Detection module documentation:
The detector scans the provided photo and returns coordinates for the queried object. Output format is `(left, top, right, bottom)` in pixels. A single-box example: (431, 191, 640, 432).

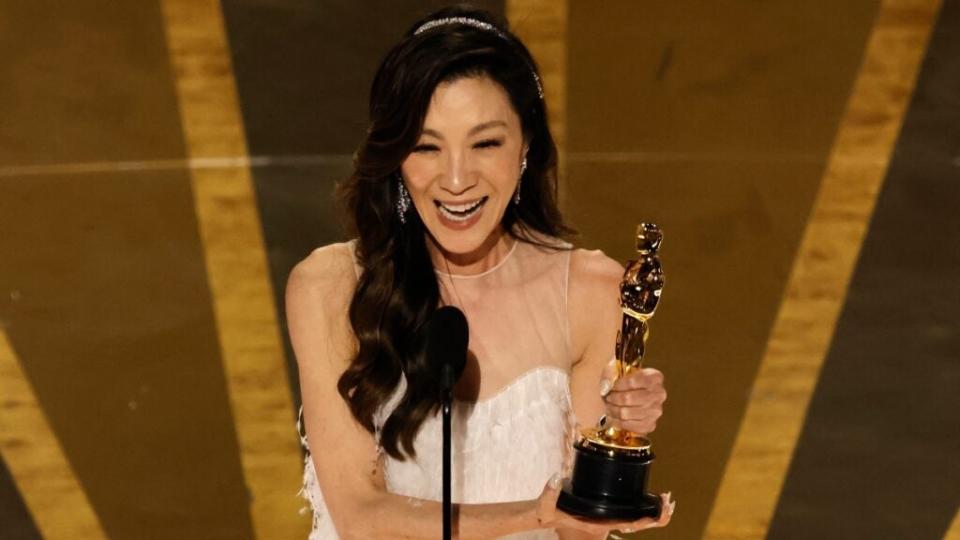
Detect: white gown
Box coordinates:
(298, 235, 582, 539)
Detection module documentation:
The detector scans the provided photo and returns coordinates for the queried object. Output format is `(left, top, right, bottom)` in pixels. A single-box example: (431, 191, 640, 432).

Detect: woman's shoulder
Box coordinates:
(286, 240, 360, 308)
(567, 247, 625, 361)
(515, 228, 623, 292)
(569, 246, 624, 291)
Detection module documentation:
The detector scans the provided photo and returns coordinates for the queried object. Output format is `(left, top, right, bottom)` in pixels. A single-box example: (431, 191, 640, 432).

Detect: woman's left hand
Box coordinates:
(599, 359, 667, 435)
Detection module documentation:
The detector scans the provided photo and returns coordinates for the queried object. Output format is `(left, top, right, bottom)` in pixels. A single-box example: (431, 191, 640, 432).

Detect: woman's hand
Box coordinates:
(536, 475, 674, 535)
(599, 360, 667, 435)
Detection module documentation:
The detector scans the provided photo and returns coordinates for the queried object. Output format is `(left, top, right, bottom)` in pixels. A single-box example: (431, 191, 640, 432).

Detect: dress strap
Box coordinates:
(345, 239, 362, 281)
(296, 404, 310, 452)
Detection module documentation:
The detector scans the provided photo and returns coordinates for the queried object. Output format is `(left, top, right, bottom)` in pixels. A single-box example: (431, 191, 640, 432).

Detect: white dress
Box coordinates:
(298, 235, 581, 539)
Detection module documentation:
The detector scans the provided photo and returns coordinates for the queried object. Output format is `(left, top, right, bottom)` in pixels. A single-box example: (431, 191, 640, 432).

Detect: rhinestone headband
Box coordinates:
(413, 16, 545, 99)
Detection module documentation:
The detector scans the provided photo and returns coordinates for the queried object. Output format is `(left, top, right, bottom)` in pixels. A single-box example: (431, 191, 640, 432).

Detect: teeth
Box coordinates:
(438, 197, 486, 221)
(439, 199, 484, 213)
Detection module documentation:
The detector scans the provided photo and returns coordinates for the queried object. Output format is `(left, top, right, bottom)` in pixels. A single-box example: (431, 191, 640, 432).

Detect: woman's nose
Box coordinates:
(439, 153, 477, 195)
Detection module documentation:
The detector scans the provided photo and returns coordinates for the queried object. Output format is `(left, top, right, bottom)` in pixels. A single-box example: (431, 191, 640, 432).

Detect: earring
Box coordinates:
(396, 173, 411, 224)
(514, 157, 527, 205)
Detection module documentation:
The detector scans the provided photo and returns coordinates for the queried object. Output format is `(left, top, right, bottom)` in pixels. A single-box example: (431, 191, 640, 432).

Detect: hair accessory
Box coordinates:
(396, 173, 411, 224)
(413, 16, 545, 99)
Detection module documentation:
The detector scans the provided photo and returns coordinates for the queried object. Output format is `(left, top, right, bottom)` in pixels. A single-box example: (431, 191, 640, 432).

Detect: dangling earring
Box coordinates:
(514, 156, 527, 205)
(396, 173, 411, 224)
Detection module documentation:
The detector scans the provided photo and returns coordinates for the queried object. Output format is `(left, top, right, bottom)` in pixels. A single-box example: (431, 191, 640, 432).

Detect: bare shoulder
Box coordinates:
(568, 248, 624, 362)
(569, 248, 624, 293)
(288, 241, 358, 292)
(286, 242, 359, 310)
(285, 241, 359, 368)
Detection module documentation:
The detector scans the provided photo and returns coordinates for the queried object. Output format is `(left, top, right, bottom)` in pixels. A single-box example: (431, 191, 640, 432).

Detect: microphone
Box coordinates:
(424, 305, 468, 540)
(425, 305, 469, 393)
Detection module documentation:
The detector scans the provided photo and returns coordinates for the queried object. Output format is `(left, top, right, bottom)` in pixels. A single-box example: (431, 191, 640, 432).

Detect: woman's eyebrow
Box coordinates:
(421, 120, 507, 140)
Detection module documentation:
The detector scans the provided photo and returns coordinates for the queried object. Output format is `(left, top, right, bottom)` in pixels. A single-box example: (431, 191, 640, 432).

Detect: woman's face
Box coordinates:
(400, 74, 527, 258)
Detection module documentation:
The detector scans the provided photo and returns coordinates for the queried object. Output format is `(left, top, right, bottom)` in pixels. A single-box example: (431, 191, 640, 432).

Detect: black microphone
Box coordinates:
(425, 305, 469, 393)
(424, 305, 468, 540)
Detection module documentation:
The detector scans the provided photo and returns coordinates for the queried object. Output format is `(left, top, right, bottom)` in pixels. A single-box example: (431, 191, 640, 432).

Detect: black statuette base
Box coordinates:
(556, 440, 661, 520)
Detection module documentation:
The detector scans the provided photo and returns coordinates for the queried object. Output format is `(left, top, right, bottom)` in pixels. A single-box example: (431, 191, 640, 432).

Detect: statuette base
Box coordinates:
(557, 435, 662, 520)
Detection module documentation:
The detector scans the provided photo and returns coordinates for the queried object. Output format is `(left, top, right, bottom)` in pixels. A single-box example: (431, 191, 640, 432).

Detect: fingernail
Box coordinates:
(600, 378, 613, 397)
(549, 474, 561, 489)
(668, 500, 676, 516)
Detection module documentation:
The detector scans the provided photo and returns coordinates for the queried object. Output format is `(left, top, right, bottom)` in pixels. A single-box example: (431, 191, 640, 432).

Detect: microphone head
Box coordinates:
(425, 305, 469, 389)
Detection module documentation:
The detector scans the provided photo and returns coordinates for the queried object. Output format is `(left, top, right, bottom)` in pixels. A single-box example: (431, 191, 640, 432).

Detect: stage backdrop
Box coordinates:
(0, 1, 957, 539)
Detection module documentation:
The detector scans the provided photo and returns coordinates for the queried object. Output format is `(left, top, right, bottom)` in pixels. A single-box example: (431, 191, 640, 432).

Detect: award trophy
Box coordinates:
(557, 223, 665, 520)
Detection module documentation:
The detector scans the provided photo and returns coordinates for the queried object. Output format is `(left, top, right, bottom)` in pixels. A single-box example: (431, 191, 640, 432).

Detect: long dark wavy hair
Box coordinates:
(336, 3, 574, 460)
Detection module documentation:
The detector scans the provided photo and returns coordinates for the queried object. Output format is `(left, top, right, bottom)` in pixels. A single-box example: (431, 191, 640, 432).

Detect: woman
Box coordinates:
(288, 5, 674, 539)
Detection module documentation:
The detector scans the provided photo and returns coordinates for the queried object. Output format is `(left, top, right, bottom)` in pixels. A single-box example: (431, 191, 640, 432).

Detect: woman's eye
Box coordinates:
(412, 144, 439, 153)
(475, 139, 503, 149)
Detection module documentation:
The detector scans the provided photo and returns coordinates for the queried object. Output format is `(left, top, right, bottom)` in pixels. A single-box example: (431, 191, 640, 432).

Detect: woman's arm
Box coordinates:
(288, 244, 560, 540)
(560, 249, 626, 540)
(567, 249, 623, 443)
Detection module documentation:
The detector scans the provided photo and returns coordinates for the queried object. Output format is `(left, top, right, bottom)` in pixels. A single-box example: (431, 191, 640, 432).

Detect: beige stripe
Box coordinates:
(507, 0, 569, 204)
(0, 154, 352, 178)
(0, 330, 108, 539)
(703, 1, 941, 538)
(158, 1, 308, 538)
(945, 507, 960, 540)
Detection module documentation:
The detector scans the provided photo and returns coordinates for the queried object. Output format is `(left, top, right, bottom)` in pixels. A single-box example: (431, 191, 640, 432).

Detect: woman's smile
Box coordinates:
(435, 196, 489, 228)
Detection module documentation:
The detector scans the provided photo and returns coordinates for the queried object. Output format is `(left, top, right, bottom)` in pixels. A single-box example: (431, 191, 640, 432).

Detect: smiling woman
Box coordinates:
(403, 77, 528, 267)
(287, 4, 672, 539)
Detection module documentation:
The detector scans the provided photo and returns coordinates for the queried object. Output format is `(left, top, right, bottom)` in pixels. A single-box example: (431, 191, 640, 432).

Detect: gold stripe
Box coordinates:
(704, 1, 941, 538)
(945, 507, 960, 540)
(0, 330, 108, 539)
(158, 1, 308, 537)
(507, 0, 569, 204)
(0, 154, 353, 178)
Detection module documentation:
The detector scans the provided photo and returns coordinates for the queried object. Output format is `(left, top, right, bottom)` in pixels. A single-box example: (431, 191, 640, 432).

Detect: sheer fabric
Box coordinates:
(299, 234, 580, 539)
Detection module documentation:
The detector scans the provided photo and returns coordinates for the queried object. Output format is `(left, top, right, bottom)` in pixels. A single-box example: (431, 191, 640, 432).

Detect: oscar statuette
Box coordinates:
(557, 223, 666, 520)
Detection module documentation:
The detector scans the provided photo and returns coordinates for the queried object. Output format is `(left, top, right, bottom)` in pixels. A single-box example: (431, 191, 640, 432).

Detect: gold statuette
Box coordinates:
(557, 223, 666, 519)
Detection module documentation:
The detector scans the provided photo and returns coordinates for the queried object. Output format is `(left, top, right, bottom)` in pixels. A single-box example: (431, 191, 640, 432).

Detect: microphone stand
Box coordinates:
(441, 365, 454, 540)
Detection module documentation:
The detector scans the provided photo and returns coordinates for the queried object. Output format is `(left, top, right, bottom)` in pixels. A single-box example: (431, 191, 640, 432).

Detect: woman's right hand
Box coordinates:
(535, 475, 674, 536)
